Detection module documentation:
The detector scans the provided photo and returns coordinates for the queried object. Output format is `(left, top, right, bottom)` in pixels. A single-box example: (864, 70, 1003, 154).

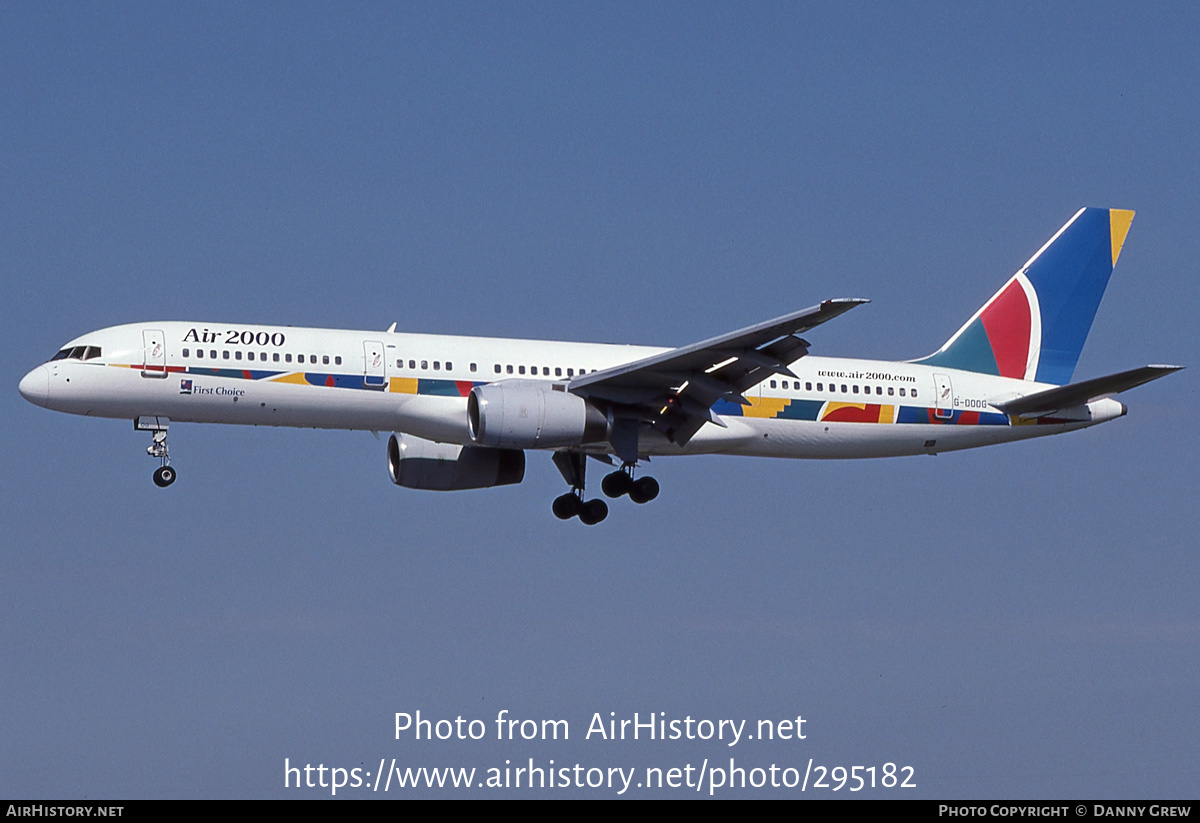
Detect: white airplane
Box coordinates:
(19, 208, 1180, 524)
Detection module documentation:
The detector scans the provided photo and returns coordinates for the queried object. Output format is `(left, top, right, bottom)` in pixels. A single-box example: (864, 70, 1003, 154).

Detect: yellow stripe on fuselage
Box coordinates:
(743, 396, 789, 419)
(388, 377, 418, 395)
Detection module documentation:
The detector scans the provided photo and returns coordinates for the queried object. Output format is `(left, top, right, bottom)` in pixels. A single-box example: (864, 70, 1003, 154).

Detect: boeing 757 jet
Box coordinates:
(19, 208, 1180, 524)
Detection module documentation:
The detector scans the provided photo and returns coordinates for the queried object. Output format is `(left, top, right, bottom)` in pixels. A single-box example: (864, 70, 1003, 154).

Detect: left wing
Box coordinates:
(569, 298, 868, 461)
(991, 364, 1183, 418)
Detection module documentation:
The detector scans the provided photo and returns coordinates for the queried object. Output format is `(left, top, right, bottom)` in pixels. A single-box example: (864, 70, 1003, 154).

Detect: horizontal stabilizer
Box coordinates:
(992, 365, 1182, 418)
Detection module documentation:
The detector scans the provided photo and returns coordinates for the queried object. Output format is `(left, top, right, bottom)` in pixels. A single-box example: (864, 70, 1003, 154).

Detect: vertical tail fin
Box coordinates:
(914, 208, 1134, 385)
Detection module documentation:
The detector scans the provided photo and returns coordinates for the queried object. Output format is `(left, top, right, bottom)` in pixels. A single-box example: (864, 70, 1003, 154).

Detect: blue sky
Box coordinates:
(2, 3, 1196, 798)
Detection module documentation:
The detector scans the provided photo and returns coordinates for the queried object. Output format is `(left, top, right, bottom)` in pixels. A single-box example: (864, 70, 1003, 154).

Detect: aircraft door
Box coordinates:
(363, 340, 386, 388)
(933, 373, 954, 419)
(141, 329, 167, 377)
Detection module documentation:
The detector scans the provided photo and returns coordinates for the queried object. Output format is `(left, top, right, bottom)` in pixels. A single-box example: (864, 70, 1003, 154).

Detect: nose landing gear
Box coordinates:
(136, 417, 176, 488)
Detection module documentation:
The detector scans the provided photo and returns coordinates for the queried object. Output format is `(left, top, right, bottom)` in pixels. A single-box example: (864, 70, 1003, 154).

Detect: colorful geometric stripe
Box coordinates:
(125, 361, 1017, 427)
(713, 394, 1008, 426)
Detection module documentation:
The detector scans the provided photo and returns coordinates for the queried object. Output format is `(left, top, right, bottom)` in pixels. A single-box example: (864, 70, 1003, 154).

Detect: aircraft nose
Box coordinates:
(18, 365, 49, 407)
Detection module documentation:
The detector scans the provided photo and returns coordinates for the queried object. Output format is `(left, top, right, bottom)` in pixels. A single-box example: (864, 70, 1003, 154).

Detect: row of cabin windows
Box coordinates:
(494, 364, 592, 377)
(181, 348, 342, 366)
(768, 378, 918, 399)
(391, 360, 592, 378)
(396, 359, 472, 373)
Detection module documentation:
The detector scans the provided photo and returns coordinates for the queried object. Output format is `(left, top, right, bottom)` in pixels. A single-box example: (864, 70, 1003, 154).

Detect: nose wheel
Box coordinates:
(137, 417, 176, 488)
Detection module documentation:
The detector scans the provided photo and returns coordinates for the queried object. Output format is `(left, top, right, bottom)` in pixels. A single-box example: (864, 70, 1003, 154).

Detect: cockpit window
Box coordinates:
(49, 346, 101, 361)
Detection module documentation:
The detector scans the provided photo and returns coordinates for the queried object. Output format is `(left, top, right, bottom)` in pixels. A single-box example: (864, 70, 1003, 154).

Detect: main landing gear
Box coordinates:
(551, 451, 608, 525)
(601, 467, 659, 504)
(550, 452, 659, 525)
(136, 417, 176, 488)
(552, 492, 608, 525)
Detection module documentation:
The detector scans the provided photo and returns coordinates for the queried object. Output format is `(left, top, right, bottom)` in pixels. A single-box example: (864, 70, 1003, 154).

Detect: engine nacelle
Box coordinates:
(387, 433, 524, 491)
(467, 380, 608, 449)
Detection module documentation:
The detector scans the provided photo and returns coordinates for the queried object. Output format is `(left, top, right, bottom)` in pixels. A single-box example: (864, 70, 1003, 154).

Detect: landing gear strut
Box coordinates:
(136, 417, 176, 488)
(550, 452, 607, 525)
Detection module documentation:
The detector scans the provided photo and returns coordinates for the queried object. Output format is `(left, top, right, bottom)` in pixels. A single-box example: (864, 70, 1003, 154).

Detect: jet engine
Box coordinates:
(387, 433, 524, 491)
(467, 380, 609, 449)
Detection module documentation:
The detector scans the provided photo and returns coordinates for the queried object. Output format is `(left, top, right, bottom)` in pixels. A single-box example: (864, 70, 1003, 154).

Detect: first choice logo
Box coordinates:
(184, 383, 245, 397)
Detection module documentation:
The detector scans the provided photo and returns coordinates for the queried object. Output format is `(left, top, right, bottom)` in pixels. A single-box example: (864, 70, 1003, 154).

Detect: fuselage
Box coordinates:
(19, 321, 1125, 460)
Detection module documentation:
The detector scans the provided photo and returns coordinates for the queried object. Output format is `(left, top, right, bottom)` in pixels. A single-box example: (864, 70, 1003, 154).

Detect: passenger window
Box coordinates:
(247, 352, 254, 361)
(335, 356, 342, 366)
(852, 385, 858, 394)
(235, 351, 243, 360)
(518, 366, 526, 375)
(888, 387, 894, 396)
(446, 362, 452, 371)
(323, 355, 329, 365)
(816, 382, 822, 391)
(806, 382, 812, 391)
(183, 348, 190, 358)
(470, 363, 477, 373)
(899, 388, 906, 397)
(261, 352, 267, 361)
(770, 380, 777, 388)
(222, 351, 230, 360)
(542, 367, 549, 376)
(396, 359, 402, 369)
(273, 353, 280, 362)
(567, 368, 574, 377)
(285, 353, 292, 363)
(841, 384, 847, 393)
(433, 361, 440, 371)
(196, 350, 204, 359)
(494, 364, 501, 374)
(421, 360, 428, 370)
(506, 365, 513, 374)
(298, 355, 305, 364)
(912, 389, 918, 398)
(209, 350, 217, 359)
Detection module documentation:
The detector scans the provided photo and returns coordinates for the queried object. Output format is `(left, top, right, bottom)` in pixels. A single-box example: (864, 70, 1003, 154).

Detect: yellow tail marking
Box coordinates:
(1110, 209, 1135, 266)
